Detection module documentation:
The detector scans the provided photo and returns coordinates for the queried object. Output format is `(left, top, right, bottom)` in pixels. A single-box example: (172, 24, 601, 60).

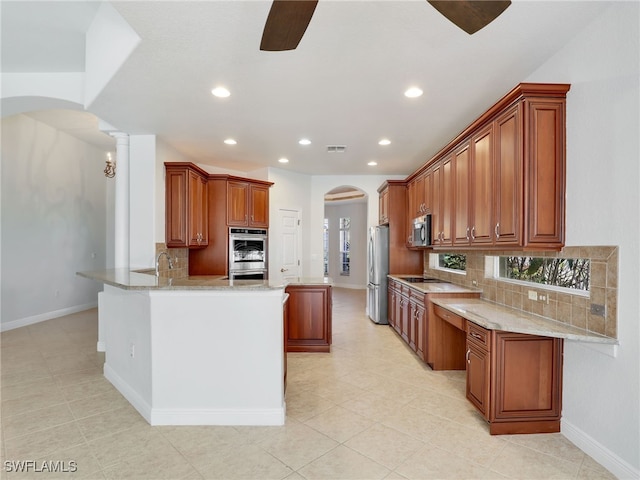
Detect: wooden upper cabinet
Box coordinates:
(431, 154, 454, 247)
(377, 180, 423, 273)
(165, 163, 208, 248)
(494, 104, 522, 246)
(227, 181, 248, 226)
(524, 99, 566, 247)
(417, 83, 569, 251)
(470, 124, 495, 246)
(453, 141, 471, 247)
(378, 187, 389, 225)
(188, 170, 208, 246)
(250, 184, 270, 227)
(227, 180, 270, 228)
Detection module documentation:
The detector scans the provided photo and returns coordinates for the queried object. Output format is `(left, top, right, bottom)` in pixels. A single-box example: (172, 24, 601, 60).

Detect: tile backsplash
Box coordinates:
(155, 243, 189, 279)
(423, 246, 618, 339)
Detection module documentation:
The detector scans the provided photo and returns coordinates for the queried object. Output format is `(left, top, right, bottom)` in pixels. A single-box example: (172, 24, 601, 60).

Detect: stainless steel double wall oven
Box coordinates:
(228, 228, 268, 279)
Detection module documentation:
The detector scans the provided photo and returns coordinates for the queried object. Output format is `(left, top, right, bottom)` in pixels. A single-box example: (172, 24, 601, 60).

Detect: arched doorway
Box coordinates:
(323, 185, 368, 289)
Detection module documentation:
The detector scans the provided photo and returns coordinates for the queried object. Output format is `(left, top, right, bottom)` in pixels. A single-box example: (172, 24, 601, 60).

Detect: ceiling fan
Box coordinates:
(260, 0, 511, 51)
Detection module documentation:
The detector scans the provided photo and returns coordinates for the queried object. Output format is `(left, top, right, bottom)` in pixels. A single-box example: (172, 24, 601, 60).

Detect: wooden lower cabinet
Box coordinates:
(285, 285, 332, 353)
(409, 291, 426, 360)
(466, 322, 564, 435)
(466, 322, 491, 417)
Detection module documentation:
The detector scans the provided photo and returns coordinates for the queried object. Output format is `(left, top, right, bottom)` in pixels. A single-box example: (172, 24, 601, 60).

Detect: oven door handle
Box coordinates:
(230, 235, 268, 241)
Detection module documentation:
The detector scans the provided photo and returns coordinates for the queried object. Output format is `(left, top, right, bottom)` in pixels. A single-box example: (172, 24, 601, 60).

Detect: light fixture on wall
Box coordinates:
(104, 152, 116, 178)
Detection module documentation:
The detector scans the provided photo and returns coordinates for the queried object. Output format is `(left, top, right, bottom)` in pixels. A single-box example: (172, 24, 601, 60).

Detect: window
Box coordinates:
(430, 253, 467, 274)
(496, 256, 590, 293)
(323, 219, 329, 277)
(339, 217, 350, 276)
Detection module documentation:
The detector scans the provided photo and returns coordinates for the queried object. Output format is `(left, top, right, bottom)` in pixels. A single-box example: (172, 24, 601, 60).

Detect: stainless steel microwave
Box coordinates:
(411, 215, 431, 247)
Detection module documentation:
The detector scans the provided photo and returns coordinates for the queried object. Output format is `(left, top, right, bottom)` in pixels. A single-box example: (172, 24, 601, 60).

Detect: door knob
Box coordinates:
(280, 268, 288, 272)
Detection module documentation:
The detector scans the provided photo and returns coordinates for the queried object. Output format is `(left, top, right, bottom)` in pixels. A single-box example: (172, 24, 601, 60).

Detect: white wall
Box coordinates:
(266, 168, 312, 277)
(1, 114, 107, 330)
(129, 135, 156, 268)
(525, 4, 639, 477)
(324, 201, 368, 288)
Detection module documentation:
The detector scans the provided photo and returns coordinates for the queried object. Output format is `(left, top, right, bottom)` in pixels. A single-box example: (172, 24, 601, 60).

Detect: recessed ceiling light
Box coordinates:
(224, 138, 237, 145)
(278, 158, 289, 164)
(211, 87, 230, 98)
(299, 138, 311, 145)
(368, 161, 378, 166)
(378, 139, 391, 146)
(404, 87, 423, 98)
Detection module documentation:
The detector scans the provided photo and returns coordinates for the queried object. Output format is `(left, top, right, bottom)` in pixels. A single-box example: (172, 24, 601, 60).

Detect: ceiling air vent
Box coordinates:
(326, 145, 347, 153)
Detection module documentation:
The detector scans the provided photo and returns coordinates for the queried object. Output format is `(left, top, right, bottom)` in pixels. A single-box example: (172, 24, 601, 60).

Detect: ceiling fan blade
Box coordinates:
(428, 1, 511, 34)
(260, 0, 318, 51)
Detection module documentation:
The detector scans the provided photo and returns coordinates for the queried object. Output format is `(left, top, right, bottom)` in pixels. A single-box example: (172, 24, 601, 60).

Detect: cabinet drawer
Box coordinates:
(434, 305, 465, 331)
(409, 289, 425, 304)
(467, 322, 490, 349)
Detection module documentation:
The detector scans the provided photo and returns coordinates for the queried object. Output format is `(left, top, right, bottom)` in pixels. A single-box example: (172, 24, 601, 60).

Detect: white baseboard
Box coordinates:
(562, 419, 639, 479)
(104, 363, 153, 424)
(150, 407, 285, 426)
(104, 364, 286, 426)
(0, 303, 98, 332)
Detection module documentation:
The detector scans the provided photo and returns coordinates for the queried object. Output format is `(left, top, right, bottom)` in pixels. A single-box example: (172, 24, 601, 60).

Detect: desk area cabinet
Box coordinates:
(431, 301, 564, 435)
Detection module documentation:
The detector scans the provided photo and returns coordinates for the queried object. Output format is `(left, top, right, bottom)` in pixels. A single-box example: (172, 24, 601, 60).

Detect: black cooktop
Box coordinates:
(401, 277, 449, 284)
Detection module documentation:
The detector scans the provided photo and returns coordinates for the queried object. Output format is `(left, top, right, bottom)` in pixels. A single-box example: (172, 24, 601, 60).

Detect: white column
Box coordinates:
(111, 132, 130, 268)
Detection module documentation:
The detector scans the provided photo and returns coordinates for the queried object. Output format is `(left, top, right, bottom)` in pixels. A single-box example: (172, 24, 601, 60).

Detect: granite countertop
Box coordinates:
(389, 274, 482, 294)
(430, 297, 618, 345)
(77, 269, 332, 291)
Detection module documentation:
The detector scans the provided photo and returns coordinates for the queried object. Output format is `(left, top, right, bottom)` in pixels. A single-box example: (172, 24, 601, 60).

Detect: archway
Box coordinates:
(323, 185, 368, 289)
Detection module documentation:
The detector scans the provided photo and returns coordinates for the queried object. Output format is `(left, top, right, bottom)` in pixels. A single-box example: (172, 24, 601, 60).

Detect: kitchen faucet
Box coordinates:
(155, 251, 174, 277)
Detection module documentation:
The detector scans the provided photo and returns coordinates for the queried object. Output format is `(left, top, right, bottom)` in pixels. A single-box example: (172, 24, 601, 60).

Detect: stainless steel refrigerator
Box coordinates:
(367, 225, 390, 324)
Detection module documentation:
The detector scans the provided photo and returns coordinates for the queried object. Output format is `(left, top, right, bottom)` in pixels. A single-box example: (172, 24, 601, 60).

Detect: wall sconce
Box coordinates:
(104, 152, 116, 178)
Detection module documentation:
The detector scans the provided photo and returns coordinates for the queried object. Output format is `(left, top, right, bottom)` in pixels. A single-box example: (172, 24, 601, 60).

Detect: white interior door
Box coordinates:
(275, 208, 301, 284)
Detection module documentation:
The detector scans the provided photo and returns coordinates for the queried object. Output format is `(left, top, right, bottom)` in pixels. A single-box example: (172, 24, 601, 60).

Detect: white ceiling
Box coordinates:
(1, 1, 611, 176)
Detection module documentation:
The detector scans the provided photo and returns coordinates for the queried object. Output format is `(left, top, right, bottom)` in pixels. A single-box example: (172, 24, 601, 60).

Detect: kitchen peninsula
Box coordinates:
(78, 269, 290, 426)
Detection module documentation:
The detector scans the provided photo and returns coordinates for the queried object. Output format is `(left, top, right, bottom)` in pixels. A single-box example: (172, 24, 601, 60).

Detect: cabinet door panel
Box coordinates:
(400, 294, 410, 342)
(431, 166, 441, 245)
(493, 333, 563, 421)
(188, 171, 207, 246)
(250, 184, 269, 227)
(466, 341, 490, 419)
(227, 181, 248, 226)
(470, 126, 493, 245)
(441, 155, 454, 246)
(526, 100, 565, 246)
(414, 301, 426, 360)
(495, 105, 522, 245)
(287, 289, 327, 340)
(454, 143, 470, 246)
(166, 169, 187, 246)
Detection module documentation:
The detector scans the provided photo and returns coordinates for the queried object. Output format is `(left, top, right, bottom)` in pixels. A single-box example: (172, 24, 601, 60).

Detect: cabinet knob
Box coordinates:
(466, 348, 471, 364)
(466, 227, 470, 241)
(495, 223, 500, 239)
(471, 226, 476, 241)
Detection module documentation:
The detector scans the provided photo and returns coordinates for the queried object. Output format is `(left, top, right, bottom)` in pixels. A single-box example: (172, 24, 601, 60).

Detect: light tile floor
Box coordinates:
(1, 288, 616, 479)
